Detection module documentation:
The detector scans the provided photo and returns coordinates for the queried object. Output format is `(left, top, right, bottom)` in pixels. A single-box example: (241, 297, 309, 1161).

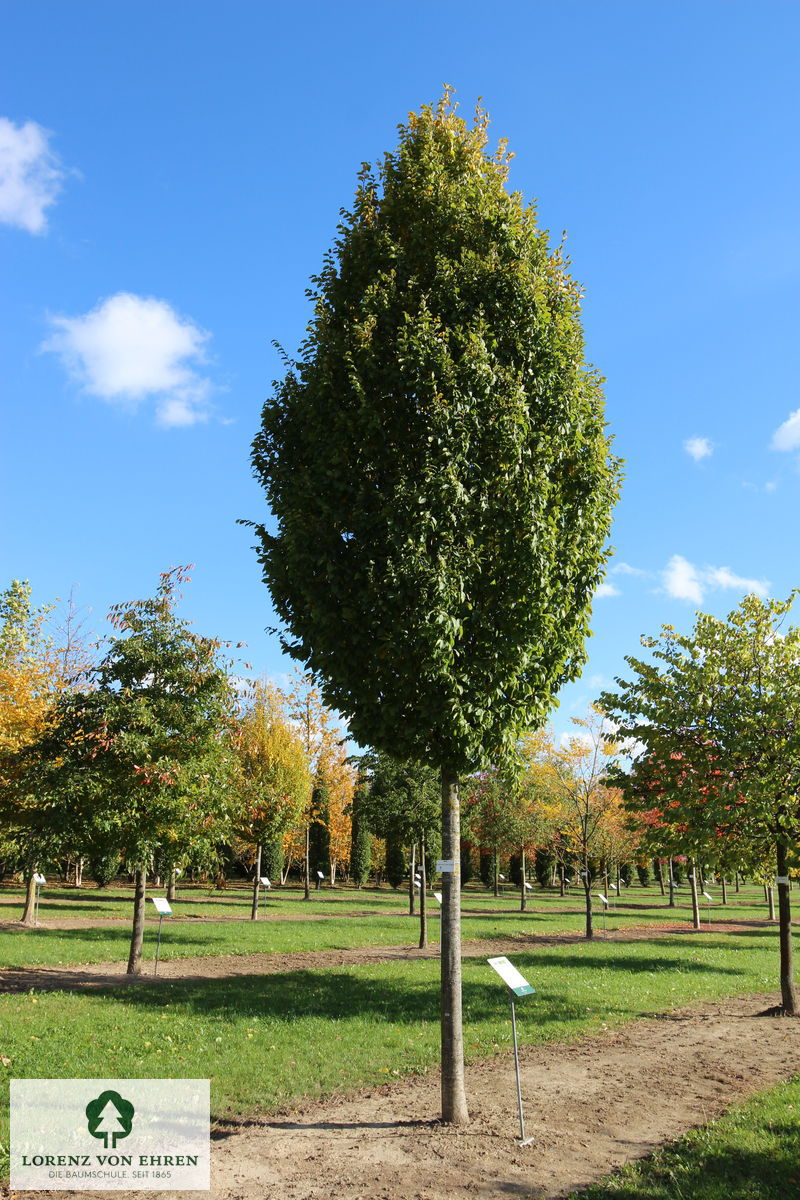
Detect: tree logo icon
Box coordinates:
(85, 1090, 135, 1149)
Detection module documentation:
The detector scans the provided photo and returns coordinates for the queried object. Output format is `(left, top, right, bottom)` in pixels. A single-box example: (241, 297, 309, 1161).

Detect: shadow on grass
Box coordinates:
(575, 1123, 800, 1200)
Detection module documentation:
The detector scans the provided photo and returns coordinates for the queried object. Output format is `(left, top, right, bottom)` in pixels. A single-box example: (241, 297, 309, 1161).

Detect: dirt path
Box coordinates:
(24, 991, 792, 1200)
(0, 919, 776, 993)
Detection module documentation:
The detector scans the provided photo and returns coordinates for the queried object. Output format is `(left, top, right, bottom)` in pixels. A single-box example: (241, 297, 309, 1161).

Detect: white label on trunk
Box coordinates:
(435, 859, 455, 873)
(776, 876, 790, 884)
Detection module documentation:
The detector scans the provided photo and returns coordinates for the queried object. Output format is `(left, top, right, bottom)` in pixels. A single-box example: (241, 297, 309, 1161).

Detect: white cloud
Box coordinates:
(772, 409, 800, 452)
(611, 561, 647, 577)
(0, 117, 65, 233)
(663, 555, 704, 604)
(663, 554, 769, 605)
(43, 292, 213, 427)
(684, 436, 714, 462)
(595, 581, 620, 598)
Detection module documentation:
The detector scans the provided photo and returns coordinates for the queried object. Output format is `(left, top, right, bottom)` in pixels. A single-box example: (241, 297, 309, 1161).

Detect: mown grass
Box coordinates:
(566, 1075, 800, 1199)
(0, 882, 782, 969)
(0, 925, 792, 1176)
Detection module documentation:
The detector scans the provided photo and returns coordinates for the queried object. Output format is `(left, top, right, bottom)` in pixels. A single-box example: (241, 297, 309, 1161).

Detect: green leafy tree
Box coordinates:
(248, 91, 620, 1120)
(349, 772, 372, 887)
(602, 593, 800, 1015)
(358, 749, 440, 945)
(24, 568, 236, 972)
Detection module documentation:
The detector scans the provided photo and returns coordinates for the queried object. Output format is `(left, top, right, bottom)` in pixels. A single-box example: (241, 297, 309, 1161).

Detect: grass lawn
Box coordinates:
(568, 1075, 800, 1199)
(0, 924, 792, 1177)
(0, 882, 783, 968)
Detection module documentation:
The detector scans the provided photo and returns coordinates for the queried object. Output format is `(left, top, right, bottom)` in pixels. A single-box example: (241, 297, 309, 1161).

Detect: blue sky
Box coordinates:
(2, 1, 799, 740)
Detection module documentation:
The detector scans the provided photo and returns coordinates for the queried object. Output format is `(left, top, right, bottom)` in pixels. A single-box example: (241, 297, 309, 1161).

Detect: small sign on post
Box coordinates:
(259, 876, 272, 888)
(150, 897, 172, 976)
(432, 891, 443, 904)
(32, 874, 46, 926)
(487, 957, 535, 1146)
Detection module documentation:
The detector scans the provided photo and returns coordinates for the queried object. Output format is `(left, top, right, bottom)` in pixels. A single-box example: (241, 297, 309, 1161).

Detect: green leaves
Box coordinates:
(250, 92, 620, 772)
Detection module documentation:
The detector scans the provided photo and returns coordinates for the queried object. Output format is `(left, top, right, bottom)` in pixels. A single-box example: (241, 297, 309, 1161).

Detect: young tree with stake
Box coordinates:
(248, 91, 619, 1121)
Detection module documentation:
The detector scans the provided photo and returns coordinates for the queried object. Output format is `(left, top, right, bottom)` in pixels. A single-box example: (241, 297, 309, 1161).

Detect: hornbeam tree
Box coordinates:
(248, 91, 620, 1121)
(602, 593, 800, 1015)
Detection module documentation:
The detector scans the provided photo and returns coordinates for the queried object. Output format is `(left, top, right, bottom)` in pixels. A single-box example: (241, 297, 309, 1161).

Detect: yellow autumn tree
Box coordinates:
(235, 680, 311, 918)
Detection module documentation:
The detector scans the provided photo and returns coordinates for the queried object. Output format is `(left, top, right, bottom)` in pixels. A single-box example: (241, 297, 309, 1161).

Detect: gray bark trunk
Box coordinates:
(440, 768, 469, 1125)
(689, 859, 701, 929)
(21, 870, 37, 926)
(251, 844, 262, 920)
(127, 868, 147, 974)
(419, 836, 427, 949)
(777, 841, 798, 1015)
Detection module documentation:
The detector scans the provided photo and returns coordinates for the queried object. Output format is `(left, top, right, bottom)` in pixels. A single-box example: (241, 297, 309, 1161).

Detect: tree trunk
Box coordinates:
(558, 861, 565, 898)
(521, 848, 528, 912)
(251, 844, 262, 921)
(721, 876, 727, 905)
(304, 822, 311, 900)
(768, 886, 776, 922)
(167, 869, 177, 902)
(735, 871, 740, 893)
(409, 843, 416, 915)
(656, 858, 665, 896)
(584, 862, 593, 940)
(689, 859, 701, 930)
(74, 856, 84, 888)
(668, 857, 675, 908)
(776, 842, 798, 1015)
(21, 870, 37, 926)
(419, 836, 427, 949)
(440, 768, 469, 1125)
(493, 855, 499, 898)
(127, 869, 147, 975)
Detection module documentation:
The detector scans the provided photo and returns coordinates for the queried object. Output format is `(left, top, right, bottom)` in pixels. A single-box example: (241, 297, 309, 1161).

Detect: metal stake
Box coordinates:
(509, 993, 533, 1146)
(154, 914, 165, 975)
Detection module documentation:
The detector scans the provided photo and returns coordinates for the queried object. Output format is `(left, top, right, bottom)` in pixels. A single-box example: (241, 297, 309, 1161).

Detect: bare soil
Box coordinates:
(9, 992, 798, 1200)
(0, 920, 771, 993)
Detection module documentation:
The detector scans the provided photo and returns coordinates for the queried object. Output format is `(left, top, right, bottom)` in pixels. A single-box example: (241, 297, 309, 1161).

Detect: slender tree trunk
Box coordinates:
(21, 870, 37, 926)
(559, 861, 565, 898)
(521, 848, 527, 912)
(656, 858, 665, 896)
(584, 879, 593, 939)
(721, 876, 727, 905)
(689, 859, 701, 930)
(768, 886, 776, 922)
(668, 857, 675, 908)
(735, 871, 740, 893)
(74, 856, 84, 888)
(167, 869, 177, 902)
(493, 855, 499, 898)
(440, 767, 468, 1125)
(419, 835, 427, 949)
(304, 822, 311, 900)
(251, 844, 262, 921)
(776, 842, 798, 1015)
(127, 869, 147, 975)
(409, 843, 416, 915)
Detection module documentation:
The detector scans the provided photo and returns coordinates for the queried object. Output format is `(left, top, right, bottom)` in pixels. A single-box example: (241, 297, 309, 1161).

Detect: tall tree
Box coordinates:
(249, 91, 620, 1121)
(602, 593, 800, 1015)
